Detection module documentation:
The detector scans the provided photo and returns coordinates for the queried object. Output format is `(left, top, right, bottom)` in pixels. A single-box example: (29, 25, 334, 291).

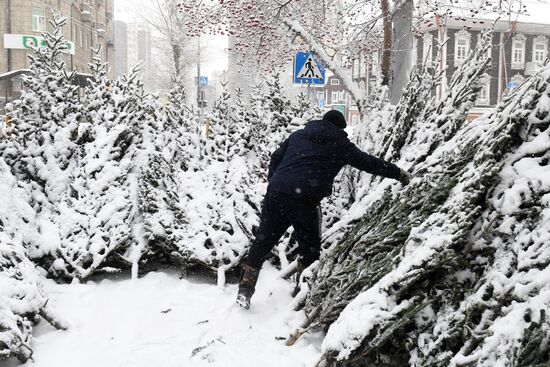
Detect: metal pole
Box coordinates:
(197, 36, 205, 137)
(197, 36, 201, 109)
(6, 0, 13, 106)
(7, 0, 12, 72)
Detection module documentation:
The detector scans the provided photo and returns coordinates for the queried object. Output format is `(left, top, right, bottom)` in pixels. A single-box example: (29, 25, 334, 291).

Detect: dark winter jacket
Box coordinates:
(267, 120, 401, 202)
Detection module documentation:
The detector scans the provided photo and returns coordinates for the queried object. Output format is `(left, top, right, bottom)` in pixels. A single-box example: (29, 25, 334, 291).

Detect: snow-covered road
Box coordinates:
(11, 265, 322, 367)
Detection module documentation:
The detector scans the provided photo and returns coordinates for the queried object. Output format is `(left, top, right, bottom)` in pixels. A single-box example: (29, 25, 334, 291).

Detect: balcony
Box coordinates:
(96, 22, 107, 36)
(80, 2, 93, 23)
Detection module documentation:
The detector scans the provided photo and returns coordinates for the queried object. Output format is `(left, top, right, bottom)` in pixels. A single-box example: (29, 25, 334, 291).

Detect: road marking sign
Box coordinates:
(199, 76, 208, 87)
(294, 52, 325, 85)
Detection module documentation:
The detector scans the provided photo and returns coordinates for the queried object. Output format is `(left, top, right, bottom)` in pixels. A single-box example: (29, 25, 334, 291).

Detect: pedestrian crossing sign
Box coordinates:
(199, 76, 208, 87)
(293, 51, 325, 85)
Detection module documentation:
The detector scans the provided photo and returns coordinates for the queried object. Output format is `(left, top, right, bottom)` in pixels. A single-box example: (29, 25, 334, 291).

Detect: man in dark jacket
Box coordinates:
(236, 110, 411, 309)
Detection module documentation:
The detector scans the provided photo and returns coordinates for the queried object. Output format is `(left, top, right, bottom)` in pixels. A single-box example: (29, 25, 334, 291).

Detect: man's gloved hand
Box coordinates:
(399, 168, 412, 186)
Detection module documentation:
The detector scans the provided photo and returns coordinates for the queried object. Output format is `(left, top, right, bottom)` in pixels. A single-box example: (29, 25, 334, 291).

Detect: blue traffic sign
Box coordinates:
(294, 52, 325, 85)
(507, 81, 519, 90)
(199, 76, 208, 87)
(319, 98, 325, 108)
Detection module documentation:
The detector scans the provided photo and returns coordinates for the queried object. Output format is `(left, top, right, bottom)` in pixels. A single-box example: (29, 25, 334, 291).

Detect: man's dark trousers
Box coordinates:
(245, 190, 321, 268)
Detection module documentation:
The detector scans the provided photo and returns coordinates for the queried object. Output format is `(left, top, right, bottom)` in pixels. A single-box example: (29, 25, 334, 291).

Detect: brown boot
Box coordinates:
(291, 261, 307, 298)
(236, 264, 260, 309)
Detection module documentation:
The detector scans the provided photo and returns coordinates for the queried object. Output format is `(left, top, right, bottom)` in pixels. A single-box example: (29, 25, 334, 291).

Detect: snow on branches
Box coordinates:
(0, 159, 65, 363)
(298, 39, 550, 367)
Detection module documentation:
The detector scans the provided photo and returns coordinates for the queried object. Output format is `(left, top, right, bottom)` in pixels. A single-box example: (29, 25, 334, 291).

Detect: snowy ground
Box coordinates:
(8, 265, 322, 367)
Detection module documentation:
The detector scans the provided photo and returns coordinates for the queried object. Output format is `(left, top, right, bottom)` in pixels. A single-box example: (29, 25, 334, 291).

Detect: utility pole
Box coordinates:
(390, 0, 413, 105)
(380, 0, 392, 87)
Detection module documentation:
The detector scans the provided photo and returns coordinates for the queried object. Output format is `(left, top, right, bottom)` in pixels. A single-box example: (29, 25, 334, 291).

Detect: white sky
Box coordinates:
(114, 0, 228, 79)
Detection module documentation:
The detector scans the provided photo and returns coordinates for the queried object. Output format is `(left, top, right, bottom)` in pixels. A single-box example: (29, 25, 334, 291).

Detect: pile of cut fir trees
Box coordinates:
(290, 31, 550, 367)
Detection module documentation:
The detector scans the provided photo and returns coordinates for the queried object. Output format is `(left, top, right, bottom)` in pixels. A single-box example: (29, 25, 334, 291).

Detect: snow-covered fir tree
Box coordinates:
(169, 86, 262, 282)
(0, 13, 82, 265)
(50, 52, 150, 279)
(0, 159, 65, 363)
(206, 88, 232, 162)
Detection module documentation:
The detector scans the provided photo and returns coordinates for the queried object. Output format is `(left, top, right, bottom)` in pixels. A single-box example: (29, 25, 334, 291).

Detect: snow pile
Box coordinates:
(7, 266, 321, 367)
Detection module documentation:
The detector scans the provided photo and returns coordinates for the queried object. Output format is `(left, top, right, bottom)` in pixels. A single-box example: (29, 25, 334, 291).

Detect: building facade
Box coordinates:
(417, 18, 550, 116)
(349, 15, 550, 117)
(126, 22, 152, 90)
(314, 75, 360, 125)
(113, 20, 127, 78)
(0, 0, 114, 110)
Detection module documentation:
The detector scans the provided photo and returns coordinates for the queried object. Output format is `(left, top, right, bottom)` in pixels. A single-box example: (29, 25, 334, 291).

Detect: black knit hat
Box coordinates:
(323, 110, 347, 129)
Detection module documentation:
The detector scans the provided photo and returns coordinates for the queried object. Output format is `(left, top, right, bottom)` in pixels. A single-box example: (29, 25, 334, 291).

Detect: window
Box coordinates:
(476, 75, 491, 106)
(79, 29, 83, 48)
(331, 91, 339, 102)
(353, 58, 359, 78)
(331, 79, 340, 85)
(423, 33, 433, 66)
(358, 53, 364, 77)
(533, 36, 547, 64)
(454, 30, 470, 64)
(371, 51, 379, 75)
(512, 34, 526, 69)
(32, 8, 46, 32)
